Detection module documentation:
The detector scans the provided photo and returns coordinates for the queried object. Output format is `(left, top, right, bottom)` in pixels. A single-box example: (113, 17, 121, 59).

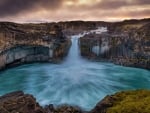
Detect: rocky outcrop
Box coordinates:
(91, 90, 150, 113)
(79, 19, 150, 69)
(58, 21, 108, 36)
(0, 22, 71, 70)
(0, 45, 51, 70)
(45, 105, 82, 113)
(0, 91, 46, 113)
(0, 91, 82, 113)
(1, 90, 150, 113)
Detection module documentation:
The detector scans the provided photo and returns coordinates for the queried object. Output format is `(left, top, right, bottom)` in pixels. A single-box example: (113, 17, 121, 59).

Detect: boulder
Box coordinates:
(0, 91, 46, 113)
(91, 90, 150, 113)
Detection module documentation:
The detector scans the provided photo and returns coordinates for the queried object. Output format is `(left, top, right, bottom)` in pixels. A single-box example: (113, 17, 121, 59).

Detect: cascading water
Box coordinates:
(0, 28, 150, 111)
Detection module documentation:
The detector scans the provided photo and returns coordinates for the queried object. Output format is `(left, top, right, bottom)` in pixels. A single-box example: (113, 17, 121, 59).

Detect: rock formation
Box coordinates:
(79, 19, 150, 69)
(0, 22, 71, 70)
(1, 90, 150, 113)
(58, 21, 108, 36)
(0, 19, 149, 70)
(0, 91, 46, 113)
(0, 91, 83, 113)
(91, 90, 150, 113)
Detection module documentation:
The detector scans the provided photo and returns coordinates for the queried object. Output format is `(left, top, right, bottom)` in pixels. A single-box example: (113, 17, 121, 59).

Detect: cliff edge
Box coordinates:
(0, 22, 71, 70)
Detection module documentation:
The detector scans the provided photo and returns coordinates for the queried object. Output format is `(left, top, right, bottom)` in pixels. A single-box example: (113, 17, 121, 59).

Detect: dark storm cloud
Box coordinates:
(93, 0, 150, 10)
(0, 0, 149, 22)
(135, 0, 150, 5)
(96, 0, 128, 9)
(0, 0, 63, 17)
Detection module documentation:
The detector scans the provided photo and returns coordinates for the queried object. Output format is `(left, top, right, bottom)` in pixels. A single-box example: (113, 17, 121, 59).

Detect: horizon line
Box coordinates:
(0, 18, 149, 24)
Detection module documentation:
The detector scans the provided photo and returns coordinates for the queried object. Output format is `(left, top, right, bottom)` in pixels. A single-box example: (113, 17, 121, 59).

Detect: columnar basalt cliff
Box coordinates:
(0, 22, 71, 70)
(79, 19, 150, 69)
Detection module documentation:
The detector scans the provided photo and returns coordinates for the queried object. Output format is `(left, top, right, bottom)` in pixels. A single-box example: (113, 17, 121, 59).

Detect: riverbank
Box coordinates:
(1, 90, 150, 113)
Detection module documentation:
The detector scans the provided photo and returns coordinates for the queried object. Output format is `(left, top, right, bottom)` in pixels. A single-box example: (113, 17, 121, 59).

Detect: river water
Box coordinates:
(0, 34, 150, 111)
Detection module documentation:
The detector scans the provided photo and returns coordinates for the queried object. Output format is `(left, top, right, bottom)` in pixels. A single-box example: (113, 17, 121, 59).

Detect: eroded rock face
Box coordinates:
(1, 90, 150, 113)
(0, 22, 71, 70)
(0, 46, 51, 70)
(90, 96, 114, 113)
(45, 105, 83, 113)
(79, 19, 150, 69)
(0, 91, 83, 113)
(0, 91, 46, 113)
(58, 21, 108, 36)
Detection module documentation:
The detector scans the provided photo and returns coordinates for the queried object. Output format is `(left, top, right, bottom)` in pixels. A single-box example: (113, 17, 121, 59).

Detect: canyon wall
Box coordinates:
(0, 46, 50, 69)
(0, 19, 149, 70)
(79, 19, 150, 69)
(0, 22, 71, 70)
(57, 21, 108, 36)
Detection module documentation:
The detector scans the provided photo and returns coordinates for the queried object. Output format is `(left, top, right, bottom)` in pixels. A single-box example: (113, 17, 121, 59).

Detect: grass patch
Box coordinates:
(107, 90, 150, 113)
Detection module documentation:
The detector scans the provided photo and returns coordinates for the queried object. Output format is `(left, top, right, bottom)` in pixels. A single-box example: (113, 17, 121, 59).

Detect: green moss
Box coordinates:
(107, 90, 150, 113)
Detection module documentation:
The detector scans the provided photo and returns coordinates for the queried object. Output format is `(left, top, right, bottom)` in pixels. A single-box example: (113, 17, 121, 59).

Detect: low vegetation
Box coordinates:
(107, 90, 150, 113)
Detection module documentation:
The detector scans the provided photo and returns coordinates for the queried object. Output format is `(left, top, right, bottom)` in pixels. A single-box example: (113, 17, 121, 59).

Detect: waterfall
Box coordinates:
(0, 27, 149, 111)
(64, 34, 89, 66)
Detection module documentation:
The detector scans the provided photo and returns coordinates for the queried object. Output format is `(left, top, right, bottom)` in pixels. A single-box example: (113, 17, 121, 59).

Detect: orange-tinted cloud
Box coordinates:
(0, 0, 149, 22)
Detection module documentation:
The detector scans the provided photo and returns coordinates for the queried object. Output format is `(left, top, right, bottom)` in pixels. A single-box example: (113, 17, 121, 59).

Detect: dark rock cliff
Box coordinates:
(0, 19, 149, 70)
(79, 19, 150, 69)
(0, 22, 71, 70)
(57, 21, 108, 36)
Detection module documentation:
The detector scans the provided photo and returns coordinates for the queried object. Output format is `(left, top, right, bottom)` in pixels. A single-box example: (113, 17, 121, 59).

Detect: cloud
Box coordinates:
(134, 0, 150, 5)
(96, 0, 128, 9)
(87, 0, 150, 10)
(0, 0, 149, 22)
(0, 0, 63, 17)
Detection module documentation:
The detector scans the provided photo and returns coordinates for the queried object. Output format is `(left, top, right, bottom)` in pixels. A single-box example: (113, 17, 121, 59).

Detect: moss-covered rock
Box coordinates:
(107, 90, 150, 113)
(91, 90, 150, 113)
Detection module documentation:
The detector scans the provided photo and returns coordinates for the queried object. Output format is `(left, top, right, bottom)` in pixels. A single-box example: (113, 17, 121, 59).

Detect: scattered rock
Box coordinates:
(45, 105, 83, 113)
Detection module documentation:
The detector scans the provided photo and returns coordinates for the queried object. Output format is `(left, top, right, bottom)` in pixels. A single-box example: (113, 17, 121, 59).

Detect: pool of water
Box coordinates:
(0, 35, 150, 111)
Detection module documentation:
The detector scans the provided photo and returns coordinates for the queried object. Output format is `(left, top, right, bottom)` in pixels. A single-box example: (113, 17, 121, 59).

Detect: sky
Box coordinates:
(0, 0, 150, 23)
